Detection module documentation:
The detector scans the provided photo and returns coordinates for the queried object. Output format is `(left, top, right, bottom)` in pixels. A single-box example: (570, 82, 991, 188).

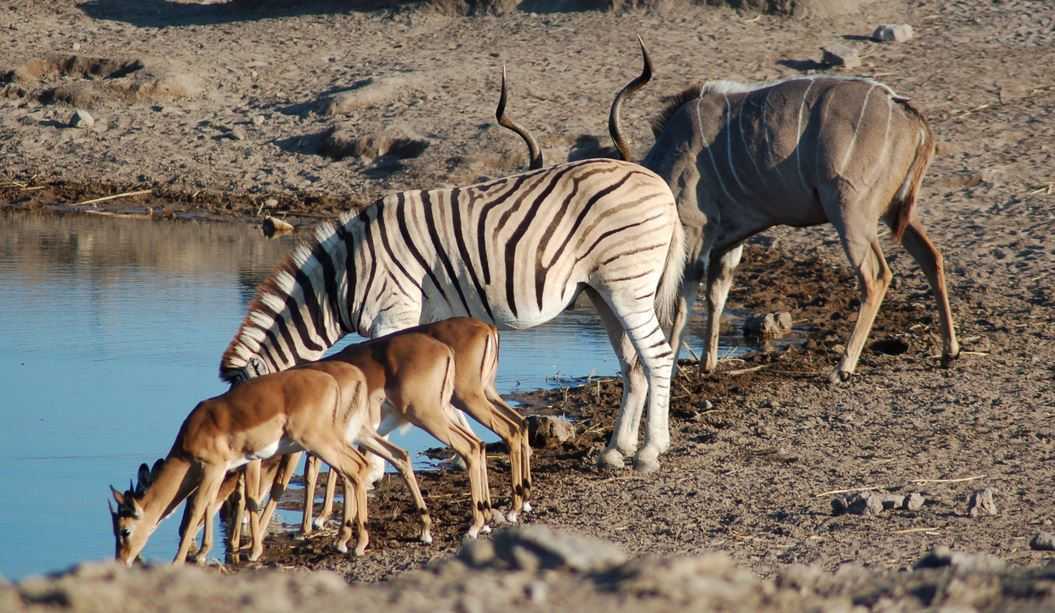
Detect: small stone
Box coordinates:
(72, 42, 81, 51)
(915, 546, 1005, 573)
(880, 494, 905, 510)
(229, 126, 247, 141)
(700, 400, 714, 411)
(526, 415, 575, 449)
(1030, 532, 1055, 551)
(820, 44, 862, 69)
(834, 492, 887, 516)
(261, 216, 294, 238)
(252, 114, 265, 126)
(69, 109, 94, 129)
(264, 197, 278, 208)
(967, 488, 998, 517)
(525, 580, 547, 604)
(903, 493, 926, 512)
(872, 24, 914, 43)
(744, 312, 793, 338)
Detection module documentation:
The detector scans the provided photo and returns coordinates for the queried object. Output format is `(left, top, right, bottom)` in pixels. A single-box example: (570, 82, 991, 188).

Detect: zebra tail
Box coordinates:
(892, 100, 936, 242)
(654, 209, 687, 331)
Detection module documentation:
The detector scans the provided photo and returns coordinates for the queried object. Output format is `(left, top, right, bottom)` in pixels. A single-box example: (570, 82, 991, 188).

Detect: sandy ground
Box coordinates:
(3, 0, 1055, 610)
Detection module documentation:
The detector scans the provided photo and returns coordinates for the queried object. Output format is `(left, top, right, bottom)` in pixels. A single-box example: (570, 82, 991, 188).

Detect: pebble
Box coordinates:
(872, 24, 914, 43)
(492, 524, 627, 573)
(229, 126, 247, 141)
(903, 493, 926, 512)
(743, 312, 793, 338)
(967, 488, 998, 517)
(252, 114, 265, 126)
(69, 109, 94, 129)
(1029, 532, 1055, 551)
(261, 216, 294, 238)
(915, 546, 1005, 573)
(820, 44, 862, 69)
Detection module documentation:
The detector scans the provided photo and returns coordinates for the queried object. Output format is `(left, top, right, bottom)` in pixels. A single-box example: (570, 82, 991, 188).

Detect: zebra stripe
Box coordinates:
(220, 158, 687, 465)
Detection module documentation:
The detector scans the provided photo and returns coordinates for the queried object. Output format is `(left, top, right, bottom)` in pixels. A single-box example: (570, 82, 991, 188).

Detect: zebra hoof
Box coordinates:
(599, 447, 625, 470)
(634, 448, 661, 474)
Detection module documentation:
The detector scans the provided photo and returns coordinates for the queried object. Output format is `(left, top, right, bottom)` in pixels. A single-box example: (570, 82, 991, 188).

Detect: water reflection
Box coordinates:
(0, 210, 750, 580)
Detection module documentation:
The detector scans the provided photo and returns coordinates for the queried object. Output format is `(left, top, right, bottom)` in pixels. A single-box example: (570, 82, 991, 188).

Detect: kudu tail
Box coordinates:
(892, 100, 936, 242)
(655, 205, 687, 332)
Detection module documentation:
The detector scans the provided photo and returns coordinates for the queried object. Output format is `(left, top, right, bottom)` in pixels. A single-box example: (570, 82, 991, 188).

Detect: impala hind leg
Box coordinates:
(702, 245, 744, 373)
(586, 289, 647, 470)
(313, 463, 339, 529)
(356, 431, 433, 544)
(895, 220, 960, 365)
(249, 452, 299, 562)
(301, 455, 320, 535)
(833, 229, 893, 383)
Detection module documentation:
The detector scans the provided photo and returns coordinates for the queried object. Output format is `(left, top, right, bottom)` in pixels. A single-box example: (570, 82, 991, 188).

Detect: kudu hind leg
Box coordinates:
(896, 220, 960, 364)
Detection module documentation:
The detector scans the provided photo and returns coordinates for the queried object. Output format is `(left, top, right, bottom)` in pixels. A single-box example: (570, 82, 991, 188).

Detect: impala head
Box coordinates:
(108, 459, 162, 565)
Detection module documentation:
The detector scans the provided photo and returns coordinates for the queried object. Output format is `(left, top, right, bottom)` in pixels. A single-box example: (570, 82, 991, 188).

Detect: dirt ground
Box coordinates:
(3, 0, 1054, 610)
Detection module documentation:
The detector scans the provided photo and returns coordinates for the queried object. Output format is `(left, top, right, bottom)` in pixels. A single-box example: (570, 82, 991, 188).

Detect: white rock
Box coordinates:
(69, 109, 94, 129)
(872, 24, 914, 43)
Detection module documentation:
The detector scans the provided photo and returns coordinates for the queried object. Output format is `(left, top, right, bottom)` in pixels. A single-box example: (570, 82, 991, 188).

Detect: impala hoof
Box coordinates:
(522, 501, 532, 514)
(829, 369, 852, 385)
(941, 349, 961, 368)
(312, 517, 328, 530)
(599, 447, 625, 470)
(353, 546, 367, 557)
(506, 511, 519, 524)
(420, 532, 433, 545)
(335, 542, 349, 554)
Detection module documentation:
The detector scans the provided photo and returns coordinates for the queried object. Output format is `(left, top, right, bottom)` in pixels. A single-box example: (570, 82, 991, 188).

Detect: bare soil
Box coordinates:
(3, 0, 1054, 610)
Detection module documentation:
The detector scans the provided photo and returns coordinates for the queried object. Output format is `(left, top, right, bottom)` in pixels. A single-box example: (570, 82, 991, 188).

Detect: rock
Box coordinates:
(820, 44, 862, 69)
(457, 537, 496, 567)
(880, 494, 905, 510)
(322, 75, 421, 115)
(252, 114, 265, 126)
(872, 24, 914, 43)
(492, 524, 627, 572)
(320, 126, 429, 162)
(69, 109, 94, 129)
(264, 197, 279, 209)
(743, 312, 793, 338)
(526, 415, 575, 448)
(914, 546, 1006, 573)
(967, 488, 998, 517)
(903, 493, 926, 512)
(261, 216, 294, 238)
(833, 492, 885, 516)
(1030, 532, 1055, 551)
(229, 126, 247, 141)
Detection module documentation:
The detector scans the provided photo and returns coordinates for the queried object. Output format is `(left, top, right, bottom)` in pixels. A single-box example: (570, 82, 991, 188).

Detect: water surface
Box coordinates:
(0, 210, 745, 579)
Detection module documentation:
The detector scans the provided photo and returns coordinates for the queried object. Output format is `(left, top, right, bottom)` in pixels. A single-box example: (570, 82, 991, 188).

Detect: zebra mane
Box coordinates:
(218, 217, 348, 383)
(650, 85, 704, 137)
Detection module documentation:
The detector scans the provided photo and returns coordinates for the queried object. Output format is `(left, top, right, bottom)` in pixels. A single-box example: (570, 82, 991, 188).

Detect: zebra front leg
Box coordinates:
(586, 289, 648, 469)
(702, 245, 743, 373)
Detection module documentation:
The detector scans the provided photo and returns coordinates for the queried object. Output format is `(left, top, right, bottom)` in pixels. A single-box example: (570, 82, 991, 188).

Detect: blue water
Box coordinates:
(0, 210, 735, 579)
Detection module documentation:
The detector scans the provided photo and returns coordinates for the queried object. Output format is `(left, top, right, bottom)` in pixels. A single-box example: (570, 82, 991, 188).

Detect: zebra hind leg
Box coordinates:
(585, 289, 648, 470)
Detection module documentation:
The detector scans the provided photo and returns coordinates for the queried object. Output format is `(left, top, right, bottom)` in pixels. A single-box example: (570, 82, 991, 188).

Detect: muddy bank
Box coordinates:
(7, 525, 1055, 613)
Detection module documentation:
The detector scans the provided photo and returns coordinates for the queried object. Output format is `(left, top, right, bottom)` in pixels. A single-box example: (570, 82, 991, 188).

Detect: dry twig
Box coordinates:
(71, 189, 152, 207)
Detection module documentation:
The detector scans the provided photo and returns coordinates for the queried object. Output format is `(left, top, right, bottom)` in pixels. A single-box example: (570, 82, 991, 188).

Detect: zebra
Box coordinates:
(220, 157, 687, 473)
(608, 44, 959, 384)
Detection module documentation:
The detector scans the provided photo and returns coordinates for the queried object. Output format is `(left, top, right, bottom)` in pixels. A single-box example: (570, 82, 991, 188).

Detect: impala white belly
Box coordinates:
(226, 437, 303, 471)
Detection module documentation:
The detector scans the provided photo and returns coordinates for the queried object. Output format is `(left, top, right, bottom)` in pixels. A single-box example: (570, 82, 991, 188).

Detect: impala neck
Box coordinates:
(142, 455, 197, 527)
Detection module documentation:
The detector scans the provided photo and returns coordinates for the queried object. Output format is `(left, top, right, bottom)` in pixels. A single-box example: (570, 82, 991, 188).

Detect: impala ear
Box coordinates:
(110, 485, 126, 506)
(137, 463, 151, 488)
(150, 458, 164, 482)
(131, 497, 144, 519)
(107, 498, 116, 516)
